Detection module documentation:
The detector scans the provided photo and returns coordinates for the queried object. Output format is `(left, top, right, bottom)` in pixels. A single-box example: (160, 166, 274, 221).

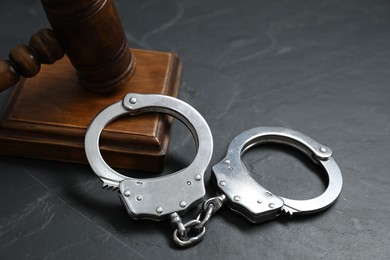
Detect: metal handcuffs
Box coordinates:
(85, 93, 343, 247)
(85, 93, 213, 220)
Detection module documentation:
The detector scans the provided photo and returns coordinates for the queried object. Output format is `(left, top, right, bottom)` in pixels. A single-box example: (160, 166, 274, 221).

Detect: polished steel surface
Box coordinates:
(85, 93, 213, 220)
(212, 127, 343, 223)
(2, 0, 388, 257)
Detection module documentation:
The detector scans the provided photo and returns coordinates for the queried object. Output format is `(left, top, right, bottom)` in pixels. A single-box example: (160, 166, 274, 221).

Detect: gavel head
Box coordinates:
(41, 0, 135, 93)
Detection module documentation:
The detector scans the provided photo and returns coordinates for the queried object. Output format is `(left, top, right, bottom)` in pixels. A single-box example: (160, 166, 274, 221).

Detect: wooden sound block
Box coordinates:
(0, 48, 181, 172)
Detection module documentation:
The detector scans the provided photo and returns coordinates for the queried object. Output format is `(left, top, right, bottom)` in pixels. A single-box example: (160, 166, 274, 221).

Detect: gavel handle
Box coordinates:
(0, 28, 65, 92)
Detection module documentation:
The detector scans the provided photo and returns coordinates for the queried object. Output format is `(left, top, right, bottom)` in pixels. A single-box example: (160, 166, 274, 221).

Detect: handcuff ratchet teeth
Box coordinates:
(85, 94, 343, 248)
(85, 93, 213, 221)
(212, 127, 343, 223)
(174, 127, 343, 247)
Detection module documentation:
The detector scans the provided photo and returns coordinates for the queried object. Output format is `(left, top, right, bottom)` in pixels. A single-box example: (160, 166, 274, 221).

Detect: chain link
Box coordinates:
(170, 194, 227, 247)
(194, 194, 226, 231)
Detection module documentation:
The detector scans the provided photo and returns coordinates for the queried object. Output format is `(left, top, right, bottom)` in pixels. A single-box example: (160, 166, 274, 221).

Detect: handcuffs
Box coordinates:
(85, 93, 343, 247)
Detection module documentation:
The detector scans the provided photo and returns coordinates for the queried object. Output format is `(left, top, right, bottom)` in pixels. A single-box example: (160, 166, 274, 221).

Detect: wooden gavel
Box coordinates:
(0, 0, 181, 171)
(0, 0, 135, 93)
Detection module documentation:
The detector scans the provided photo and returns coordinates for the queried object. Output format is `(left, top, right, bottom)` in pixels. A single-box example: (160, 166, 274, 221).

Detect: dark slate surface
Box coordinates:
(1, 0, 390, 259)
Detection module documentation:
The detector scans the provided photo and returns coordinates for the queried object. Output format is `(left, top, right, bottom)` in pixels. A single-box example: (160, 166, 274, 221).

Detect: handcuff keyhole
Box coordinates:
(241, 143, 327, 200)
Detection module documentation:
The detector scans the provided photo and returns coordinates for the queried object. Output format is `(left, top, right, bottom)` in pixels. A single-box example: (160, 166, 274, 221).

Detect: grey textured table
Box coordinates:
(1, 0, 390, 259)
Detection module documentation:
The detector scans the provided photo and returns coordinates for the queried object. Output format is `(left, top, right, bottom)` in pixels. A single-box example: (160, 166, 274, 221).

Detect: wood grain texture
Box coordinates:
(29, 29, 65, 64)
(0, 48, 182, 171)
(9, 45, 41, 78)
(0, 60, 19, 91)
(0, 28, 65, 91)
(41, 0, 135, 93)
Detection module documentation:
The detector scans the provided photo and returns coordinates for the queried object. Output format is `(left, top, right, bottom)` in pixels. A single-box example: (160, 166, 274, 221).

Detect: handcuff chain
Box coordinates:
(195, 194, 226, 230)
(170, 194, 227, 247)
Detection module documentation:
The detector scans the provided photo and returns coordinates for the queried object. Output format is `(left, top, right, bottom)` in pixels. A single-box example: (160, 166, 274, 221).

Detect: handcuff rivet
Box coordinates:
(129, 97, 137, 104)
(234, 196, 240, 201)
(257, 200, 262, 204)
(269, 203, 275, 208)
(320, 147, 327, 153)
(228, 166, 233, 171)
(85, 93, 214, 231)
(179, 201, 187, 208)
(219, 181, 226, 186)
(266, 191, 272, 196)
(224, 159, 230, 164)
